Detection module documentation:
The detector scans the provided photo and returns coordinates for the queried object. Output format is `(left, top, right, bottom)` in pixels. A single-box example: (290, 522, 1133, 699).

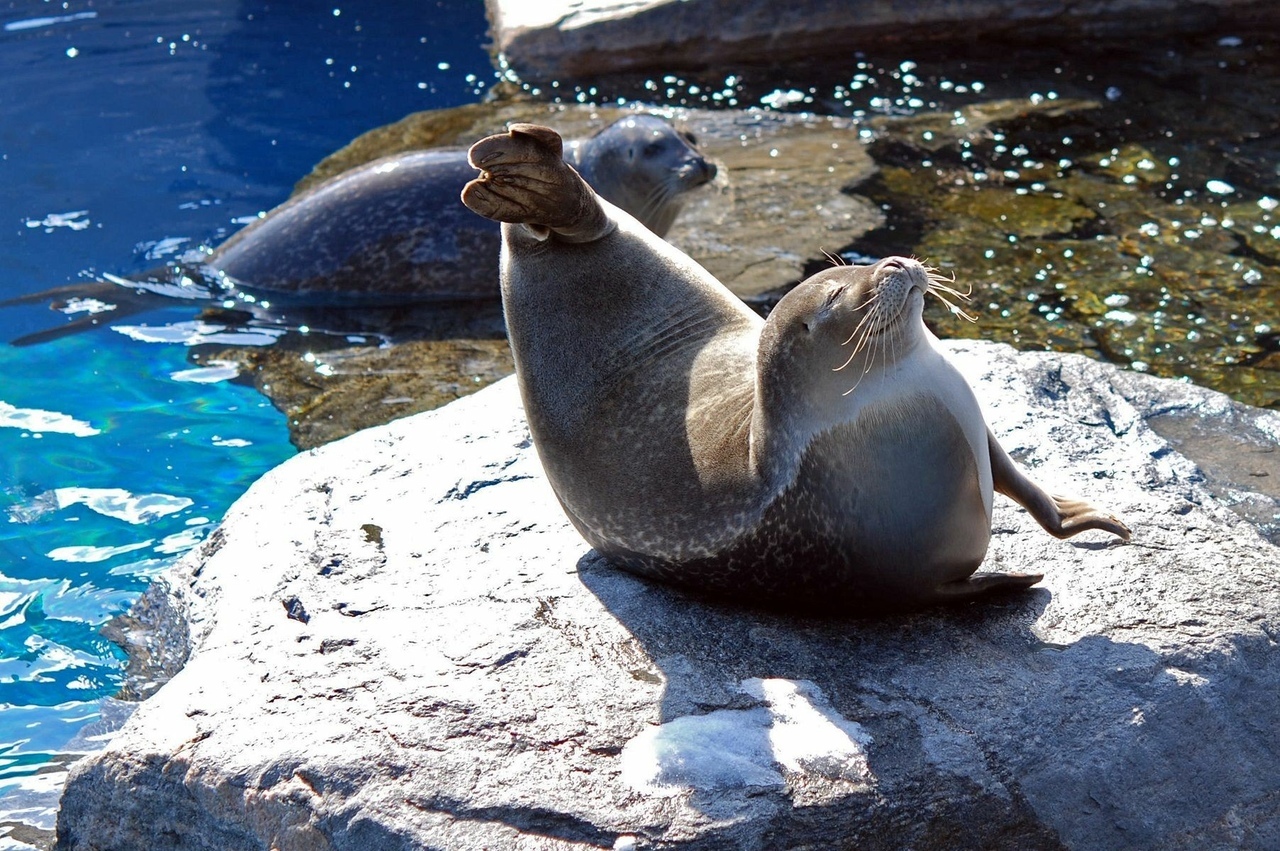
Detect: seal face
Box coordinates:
(567, 115, 714, 239)
(464, 123, 1130, 612)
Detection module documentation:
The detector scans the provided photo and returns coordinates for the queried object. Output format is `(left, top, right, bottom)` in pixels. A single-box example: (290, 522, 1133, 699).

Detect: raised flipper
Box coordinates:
(988, 427, 1131, 541)
(461, 124, 613, 244)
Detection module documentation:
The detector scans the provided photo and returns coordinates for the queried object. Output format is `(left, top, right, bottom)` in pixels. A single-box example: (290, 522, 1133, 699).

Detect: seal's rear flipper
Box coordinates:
(461, 124, 612, 243)
(933, 571, 1043, 602)
(988, 427, 1132, 541)
(9, 315, 119, 347)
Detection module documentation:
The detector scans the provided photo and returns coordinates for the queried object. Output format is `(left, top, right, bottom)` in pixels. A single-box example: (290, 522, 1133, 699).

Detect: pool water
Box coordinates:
(3, 0, 1276, 843)
(0, 0, 491, 835)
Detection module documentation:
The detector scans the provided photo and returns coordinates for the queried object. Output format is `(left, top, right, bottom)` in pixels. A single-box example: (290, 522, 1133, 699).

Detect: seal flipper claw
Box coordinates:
(987, 427, 1132, 541)
(463, 124, 612, 243)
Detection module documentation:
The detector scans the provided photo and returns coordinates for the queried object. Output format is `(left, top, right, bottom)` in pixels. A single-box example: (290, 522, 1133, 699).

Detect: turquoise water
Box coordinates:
(0, 0, 491, 833)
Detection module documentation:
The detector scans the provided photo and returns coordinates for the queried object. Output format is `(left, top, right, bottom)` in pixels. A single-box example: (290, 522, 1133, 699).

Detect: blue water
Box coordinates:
(0, 0, 491, 831)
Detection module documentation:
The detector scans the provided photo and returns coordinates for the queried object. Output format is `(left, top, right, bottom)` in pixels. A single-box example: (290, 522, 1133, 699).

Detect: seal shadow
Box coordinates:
(572, 551, 1280, 849)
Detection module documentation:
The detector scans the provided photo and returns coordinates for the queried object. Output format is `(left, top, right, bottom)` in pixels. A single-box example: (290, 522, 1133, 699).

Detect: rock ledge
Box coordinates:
(58, 342, 1280, 850)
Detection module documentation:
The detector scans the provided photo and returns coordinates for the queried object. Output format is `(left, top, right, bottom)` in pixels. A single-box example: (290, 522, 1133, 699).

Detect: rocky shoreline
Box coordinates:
(485, 0, 1280, 81)
(47, 3, 1280, 849)
(56, 343, 1280, 849)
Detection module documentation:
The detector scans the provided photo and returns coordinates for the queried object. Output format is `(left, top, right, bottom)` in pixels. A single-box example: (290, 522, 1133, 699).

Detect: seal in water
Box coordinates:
(461, 123, 1130, 612)
(3, 115, 714, 345)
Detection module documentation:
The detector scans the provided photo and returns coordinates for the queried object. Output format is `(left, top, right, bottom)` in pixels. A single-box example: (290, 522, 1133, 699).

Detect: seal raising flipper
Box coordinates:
(462, 124, 1129, 613)
(462, 124, 612, 243)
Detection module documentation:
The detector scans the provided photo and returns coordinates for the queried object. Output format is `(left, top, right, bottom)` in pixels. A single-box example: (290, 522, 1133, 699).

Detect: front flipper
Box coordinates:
(461, 123, 613, 244)
(988, 428, 1131, 541)
(2, 280, 171, 347)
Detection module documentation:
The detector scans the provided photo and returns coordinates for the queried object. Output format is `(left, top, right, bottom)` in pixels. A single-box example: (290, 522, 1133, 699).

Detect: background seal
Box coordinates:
(4, 116, 715, 342)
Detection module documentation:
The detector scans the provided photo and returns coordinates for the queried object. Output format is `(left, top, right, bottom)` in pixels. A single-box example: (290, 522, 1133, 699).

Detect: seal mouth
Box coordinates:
(866, 257, 974, 327)
(832, 257, 974, 388)
(681, 157, 718, 187)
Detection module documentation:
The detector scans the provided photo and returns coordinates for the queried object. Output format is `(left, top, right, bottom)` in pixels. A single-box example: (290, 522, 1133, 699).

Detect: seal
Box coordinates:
(209, 114, 714, 304)
(461, 123, 1130, 612)
(3, 116, 715, 344)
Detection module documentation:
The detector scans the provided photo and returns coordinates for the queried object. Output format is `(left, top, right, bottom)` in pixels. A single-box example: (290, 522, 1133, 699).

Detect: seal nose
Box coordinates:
(684, 157, 716, 186)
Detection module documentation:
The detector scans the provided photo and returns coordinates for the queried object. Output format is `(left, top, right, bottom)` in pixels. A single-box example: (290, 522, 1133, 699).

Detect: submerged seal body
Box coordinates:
(211, 114, 714, 304)
(2, 116, 714, 344)
(462, 124, 1130, 612)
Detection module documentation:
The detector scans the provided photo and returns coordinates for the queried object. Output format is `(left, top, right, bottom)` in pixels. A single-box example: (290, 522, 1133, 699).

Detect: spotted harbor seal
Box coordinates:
(3, 116, 714, 345)
(462, 124, 1130, 611)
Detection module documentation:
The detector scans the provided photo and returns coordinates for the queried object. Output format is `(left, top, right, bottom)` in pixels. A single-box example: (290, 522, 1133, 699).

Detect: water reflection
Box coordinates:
(0, 2, 492, 838)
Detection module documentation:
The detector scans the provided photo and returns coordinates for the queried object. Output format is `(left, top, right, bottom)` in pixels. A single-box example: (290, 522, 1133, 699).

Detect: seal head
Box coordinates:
(568, 115, 715, 239)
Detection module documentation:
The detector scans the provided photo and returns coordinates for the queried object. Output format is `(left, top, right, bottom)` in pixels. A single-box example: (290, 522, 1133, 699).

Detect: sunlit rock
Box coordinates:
(485, 0, 1278, 81)
(57, 342, 1280, 849)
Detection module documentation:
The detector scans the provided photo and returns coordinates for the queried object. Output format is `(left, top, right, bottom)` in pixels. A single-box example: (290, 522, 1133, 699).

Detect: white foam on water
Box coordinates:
(0, 402, 99, 437)
(53, 488, 193, 525)
(4, 11, 97, 32)
(45, 541, 154, 564)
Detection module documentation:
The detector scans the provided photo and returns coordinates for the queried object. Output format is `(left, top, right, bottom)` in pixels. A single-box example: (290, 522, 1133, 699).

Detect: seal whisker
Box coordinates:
(927, 281, 973, 302)
(636, 180, 676, 231)
(839, 308, 895, 395)
(926, 282, 976, 322)
(930, 290, 978, 322)
(879, 312, 897, 377)
(921, 266, 977, 322)
(925, 269, 973, 299)
(834, 306, 881, 372)
(838, 297, 879, 349)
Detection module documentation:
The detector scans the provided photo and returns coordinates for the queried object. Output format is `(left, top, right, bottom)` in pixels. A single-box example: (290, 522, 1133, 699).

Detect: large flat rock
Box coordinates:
(57, 342, 1280, 850)
(486, 0, 1279, 81)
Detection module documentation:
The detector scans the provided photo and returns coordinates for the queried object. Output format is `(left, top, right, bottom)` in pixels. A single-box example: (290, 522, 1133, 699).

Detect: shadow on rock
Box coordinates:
(575, 550, 1280, 850)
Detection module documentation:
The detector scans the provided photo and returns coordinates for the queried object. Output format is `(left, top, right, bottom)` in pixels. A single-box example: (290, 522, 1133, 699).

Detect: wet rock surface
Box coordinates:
(57, 342, 1280, 850)
(485, 0, 1280, 81)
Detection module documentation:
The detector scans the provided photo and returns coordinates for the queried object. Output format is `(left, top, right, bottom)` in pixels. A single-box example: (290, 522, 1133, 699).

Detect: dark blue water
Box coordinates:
(0, 0, 491, 833)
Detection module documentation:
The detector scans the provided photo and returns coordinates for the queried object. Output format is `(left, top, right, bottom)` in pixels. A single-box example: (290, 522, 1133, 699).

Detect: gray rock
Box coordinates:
(57, 341, 1280, 850)
(486, 0, 1279, 81)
